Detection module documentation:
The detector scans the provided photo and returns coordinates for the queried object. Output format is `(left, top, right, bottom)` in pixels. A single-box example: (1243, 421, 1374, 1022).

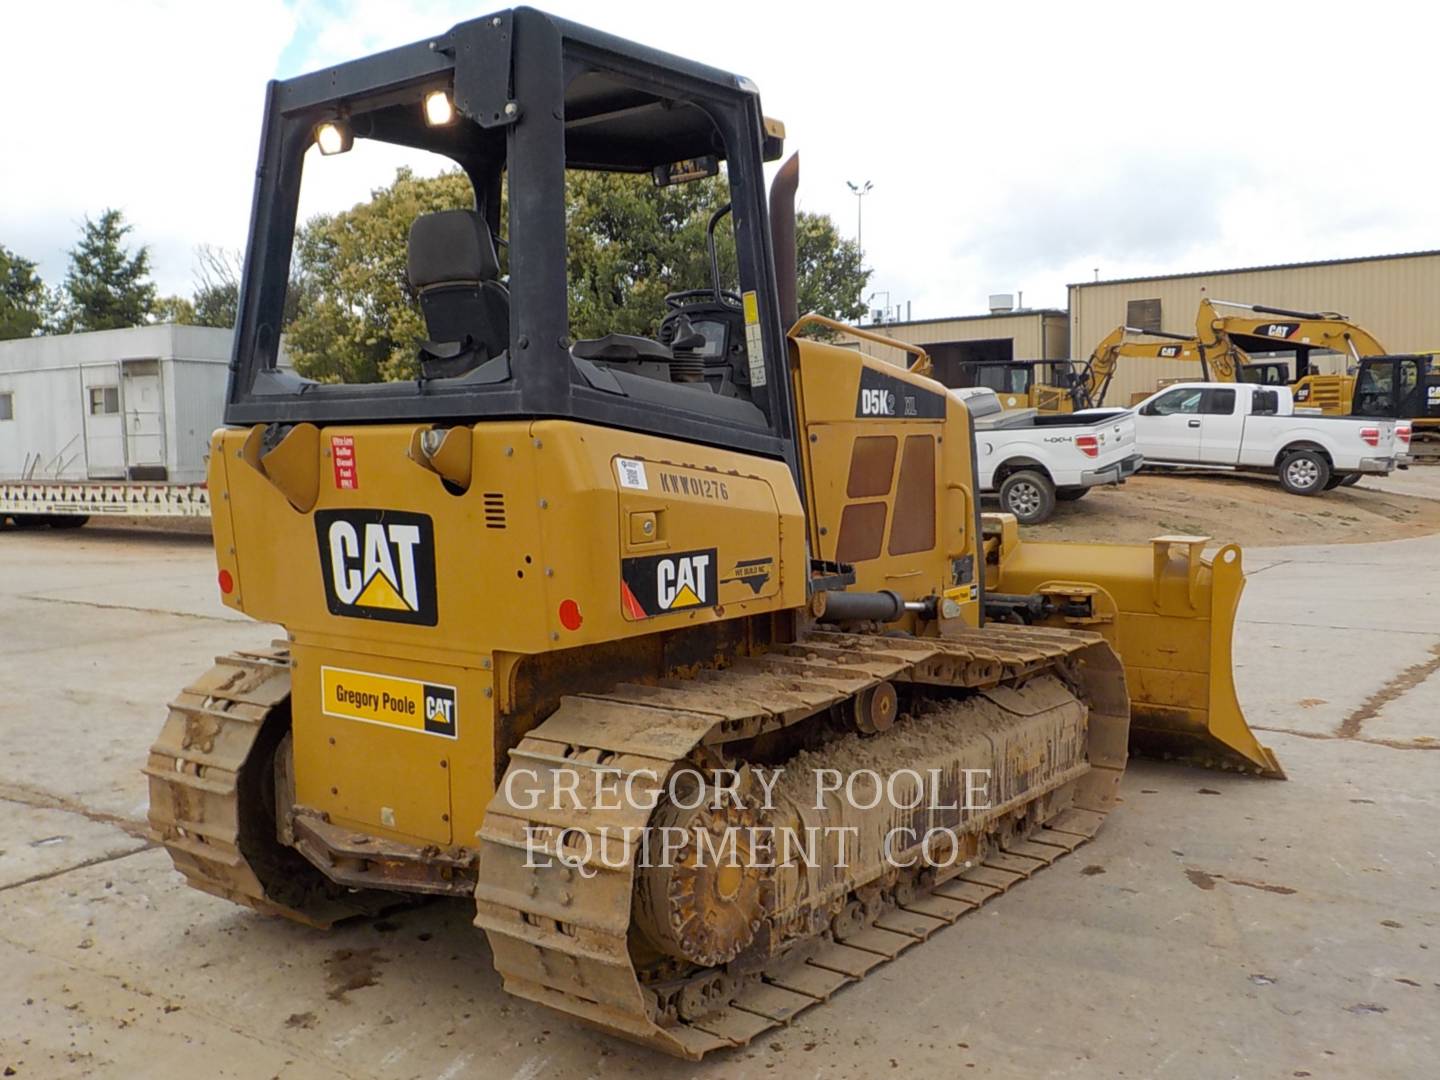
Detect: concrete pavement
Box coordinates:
(0, 508, 1436, 1079)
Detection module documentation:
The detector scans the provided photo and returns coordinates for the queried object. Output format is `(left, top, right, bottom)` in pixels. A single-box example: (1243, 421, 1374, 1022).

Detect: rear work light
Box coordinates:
(1075, 434, 1100, 458)
(1360, 427, 1381, 447)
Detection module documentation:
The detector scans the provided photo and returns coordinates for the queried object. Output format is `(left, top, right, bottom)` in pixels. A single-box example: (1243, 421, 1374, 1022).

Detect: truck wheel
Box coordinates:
(46, 516, 90, 529)
(1055, 487, 1090, 502)
(1279, 451, 1330, 496)
(998, 470, 1056, 524)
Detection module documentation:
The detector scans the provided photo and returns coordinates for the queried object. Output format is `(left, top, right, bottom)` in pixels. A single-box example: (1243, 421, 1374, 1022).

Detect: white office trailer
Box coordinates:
(0, 325, 266, 522)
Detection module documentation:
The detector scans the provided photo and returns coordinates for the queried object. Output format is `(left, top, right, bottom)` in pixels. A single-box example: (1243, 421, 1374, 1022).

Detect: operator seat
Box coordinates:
(407, 209, 510, 376)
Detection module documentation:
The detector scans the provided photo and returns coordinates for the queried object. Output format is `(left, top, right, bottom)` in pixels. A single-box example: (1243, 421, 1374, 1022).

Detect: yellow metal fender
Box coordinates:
(984, 517, 1284, 779)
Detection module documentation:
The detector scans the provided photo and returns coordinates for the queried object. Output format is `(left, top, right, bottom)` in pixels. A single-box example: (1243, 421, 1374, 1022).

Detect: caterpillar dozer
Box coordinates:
(145, 8, 1281, 1059)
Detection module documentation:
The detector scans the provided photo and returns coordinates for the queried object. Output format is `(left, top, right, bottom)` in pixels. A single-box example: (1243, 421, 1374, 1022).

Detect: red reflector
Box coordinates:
(217, 569, 234, 594)
(1075, 434, 1100, 458)
(558, 598, 583, 631)
(1360, 427, 1380, 447)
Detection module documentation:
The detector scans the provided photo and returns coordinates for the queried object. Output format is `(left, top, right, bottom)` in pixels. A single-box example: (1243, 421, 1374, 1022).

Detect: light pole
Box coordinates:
(846, 180, 873, 256)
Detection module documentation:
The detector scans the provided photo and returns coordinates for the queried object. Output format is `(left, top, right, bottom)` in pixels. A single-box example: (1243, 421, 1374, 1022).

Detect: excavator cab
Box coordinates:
(1239, 362, 1294, 387)
(1352, 355, 1436, 419)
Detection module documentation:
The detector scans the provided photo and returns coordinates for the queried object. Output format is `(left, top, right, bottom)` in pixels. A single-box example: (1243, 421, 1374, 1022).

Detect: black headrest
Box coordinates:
(408, 209, 500, 288)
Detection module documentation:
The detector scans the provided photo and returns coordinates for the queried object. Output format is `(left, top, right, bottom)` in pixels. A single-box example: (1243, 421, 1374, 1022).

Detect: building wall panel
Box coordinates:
(1069, 252, 1440, 365)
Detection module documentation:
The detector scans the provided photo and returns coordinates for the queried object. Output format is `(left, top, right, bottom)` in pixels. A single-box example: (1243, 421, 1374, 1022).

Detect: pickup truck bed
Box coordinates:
(955, 388, 1142, 523)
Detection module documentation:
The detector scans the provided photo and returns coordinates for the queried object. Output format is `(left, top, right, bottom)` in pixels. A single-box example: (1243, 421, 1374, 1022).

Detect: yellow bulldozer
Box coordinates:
(145, 9, 1282, 1059)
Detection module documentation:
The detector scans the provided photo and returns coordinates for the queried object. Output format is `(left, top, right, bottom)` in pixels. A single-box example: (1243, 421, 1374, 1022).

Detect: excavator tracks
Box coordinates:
(474, 624, 1129, 1059)
(144, 645, 387, 928)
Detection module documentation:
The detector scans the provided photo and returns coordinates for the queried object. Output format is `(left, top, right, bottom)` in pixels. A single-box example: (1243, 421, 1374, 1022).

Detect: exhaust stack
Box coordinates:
(769, 153, 800, 330)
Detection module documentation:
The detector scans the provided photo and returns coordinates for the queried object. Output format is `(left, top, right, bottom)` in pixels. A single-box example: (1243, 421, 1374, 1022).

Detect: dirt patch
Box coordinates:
(1185, 868, 1296, 895)
(1019, 471, 1440, 547)
(325, 947, 385, 1002)
(1338, 644, 1440, 738)
(1185, 869, 1218, 891)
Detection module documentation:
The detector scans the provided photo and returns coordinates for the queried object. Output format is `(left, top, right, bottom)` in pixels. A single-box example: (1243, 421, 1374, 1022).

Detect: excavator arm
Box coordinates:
(1196, 298, 1388, 379)
(1082, 325, 1210, 406)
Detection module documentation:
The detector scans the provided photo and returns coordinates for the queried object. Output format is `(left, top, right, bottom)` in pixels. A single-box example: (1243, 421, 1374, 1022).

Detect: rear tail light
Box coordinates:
(1397, 423, 1413, 445)
(1075, 434, 1099, 458)
(1360, 427, 1380, 447)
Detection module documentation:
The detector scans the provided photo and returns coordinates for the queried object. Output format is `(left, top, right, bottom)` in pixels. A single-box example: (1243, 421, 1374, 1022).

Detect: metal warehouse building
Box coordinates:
(853, 306, 1069, 383)
(1068, 249, 1440, 404)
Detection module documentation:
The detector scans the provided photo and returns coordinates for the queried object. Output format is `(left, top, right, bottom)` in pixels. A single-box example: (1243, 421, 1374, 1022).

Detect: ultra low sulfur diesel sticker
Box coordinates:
(320, 666, 457, 738)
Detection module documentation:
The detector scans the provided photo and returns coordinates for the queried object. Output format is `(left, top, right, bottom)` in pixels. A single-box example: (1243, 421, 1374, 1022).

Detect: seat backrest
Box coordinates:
(407, 210, 509, 360)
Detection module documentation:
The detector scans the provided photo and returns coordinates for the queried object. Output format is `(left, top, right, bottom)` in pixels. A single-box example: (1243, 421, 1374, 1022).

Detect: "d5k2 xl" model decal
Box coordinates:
(315, 509, 438, 626)
(620, 548, 718, 619)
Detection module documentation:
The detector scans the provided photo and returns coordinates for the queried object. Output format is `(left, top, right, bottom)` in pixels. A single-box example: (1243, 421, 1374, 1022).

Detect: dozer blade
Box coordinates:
(987, 521, 1284, 778)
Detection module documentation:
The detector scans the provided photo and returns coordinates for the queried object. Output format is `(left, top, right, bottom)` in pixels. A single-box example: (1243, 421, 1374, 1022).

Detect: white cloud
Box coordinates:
(6, 0, 1440, 334)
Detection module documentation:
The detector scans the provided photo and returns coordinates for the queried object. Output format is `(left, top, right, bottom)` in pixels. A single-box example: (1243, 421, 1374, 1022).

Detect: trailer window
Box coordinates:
(89, 387, 119, 415)
(0, 392, 12, 421)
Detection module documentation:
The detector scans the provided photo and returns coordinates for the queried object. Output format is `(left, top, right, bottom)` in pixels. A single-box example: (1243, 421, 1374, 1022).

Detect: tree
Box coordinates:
(285, 166, 871, 382)
(56, 209, 156, 332)
(191, 245, 242, 329)
(288, 167, 474, 382)
(0, 244, 48, 339)
(795, 212, 870, 324)
(565, 171, 735, 340)
(152, 295, 196, 324)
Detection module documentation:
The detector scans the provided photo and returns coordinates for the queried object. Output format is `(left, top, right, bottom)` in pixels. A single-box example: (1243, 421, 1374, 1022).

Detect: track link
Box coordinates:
(144, 645, 386, 928)
(474, 624, 1128, 1058)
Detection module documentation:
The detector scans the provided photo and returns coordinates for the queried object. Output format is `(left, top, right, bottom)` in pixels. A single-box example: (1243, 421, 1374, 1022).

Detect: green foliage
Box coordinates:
(56, 209, 156, 332)
(191, 245, 242, 329)
(0, 244, 48, 339)
(283, 166, 872, 383)
(795, 212, 870, 324)
(152, 295, 196, 324)
(288, 167, 474, 382)
(566, 172, 735, 339)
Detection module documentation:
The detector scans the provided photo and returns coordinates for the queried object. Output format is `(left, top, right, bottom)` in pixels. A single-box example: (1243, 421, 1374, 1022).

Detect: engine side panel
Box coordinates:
(206, 420, 807, 846)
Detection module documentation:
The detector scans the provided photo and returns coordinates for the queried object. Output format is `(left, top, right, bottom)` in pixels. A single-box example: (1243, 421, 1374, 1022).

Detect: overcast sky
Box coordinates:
(5, 0, 1439, 330)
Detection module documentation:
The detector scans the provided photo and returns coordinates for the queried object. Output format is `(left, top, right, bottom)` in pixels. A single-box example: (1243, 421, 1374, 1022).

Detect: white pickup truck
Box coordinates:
(953, 387, 1143, 523)
(1128, 381, 1399, 494)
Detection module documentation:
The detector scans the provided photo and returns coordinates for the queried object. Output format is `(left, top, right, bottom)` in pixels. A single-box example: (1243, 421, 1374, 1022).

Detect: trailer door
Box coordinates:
(121, 359, 166, 479)
(81, 365, 125, 478)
